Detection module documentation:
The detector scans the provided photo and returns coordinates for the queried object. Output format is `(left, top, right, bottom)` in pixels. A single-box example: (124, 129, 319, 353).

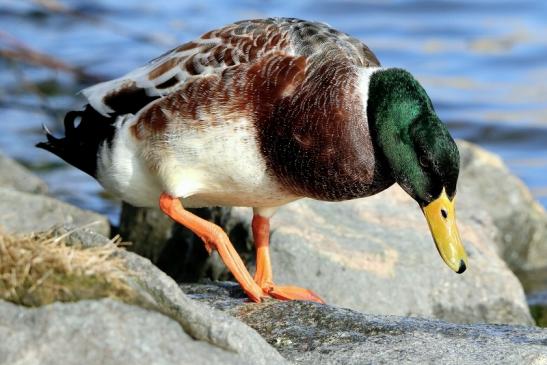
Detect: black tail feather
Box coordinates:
(36, 105, 116, 177)
(36, 123, 64, 158)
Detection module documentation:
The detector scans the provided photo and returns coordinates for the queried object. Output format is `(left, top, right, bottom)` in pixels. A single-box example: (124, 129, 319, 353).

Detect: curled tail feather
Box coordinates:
(36, 105, 116, 177)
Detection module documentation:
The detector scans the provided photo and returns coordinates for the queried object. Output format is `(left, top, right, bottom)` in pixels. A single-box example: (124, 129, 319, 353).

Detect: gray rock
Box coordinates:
(0, 299, 255, 365)
(0, 152, 48, 194)
(183, 282, 547, 365)
(45, 226, 286, 365)
(457, 140, 547, 272)
(0, 187, 110, 236)
(118, 202, 177, 262)
(118, 248, 286, 363)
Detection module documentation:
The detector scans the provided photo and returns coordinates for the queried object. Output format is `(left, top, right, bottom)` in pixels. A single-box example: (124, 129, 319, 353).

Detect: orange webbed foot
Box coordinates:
(265, 285, 325, 304)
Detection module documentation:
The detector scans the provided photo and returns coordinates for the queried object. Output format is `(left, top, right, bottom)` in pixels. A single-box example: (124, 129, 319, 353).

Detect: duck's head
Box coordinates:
(367, 68, 467, 273)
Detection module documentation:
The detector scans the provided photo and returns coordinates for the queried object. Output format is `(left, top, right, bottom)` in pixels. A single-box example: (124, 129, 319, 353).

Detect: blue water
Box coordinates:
(1, 0, 546, 223)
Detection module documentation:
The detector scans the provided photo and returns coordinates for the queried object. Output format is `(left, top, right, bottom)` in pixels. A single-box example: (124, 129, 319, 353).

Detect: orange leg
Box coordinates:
(252, 214, 274, 287)
(159, 193, 264, 302)
(252, 214, 325, 303)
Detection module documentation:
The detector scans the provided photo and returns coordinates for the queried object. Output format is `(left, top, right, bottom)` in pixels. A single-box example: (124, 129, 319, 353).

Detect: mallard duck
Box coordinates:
(37, 17, 467, 303)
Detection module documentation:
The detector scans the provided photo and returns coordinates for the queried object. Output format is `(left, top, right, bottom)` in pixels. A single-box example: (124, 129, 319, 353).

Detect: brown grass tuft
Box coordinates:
(0, 230, 137, 306)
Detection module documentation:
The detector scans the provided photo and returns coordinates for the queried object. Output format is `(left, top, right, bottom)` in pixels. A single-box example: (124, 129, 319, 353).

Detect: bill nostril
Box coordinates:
(441, 208, 448, 219)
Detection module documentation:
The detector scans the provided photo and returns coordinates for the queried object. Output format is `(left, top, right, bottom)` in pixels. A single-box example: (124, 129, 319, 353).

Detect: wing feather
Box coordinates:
(81, 18, 380, 117)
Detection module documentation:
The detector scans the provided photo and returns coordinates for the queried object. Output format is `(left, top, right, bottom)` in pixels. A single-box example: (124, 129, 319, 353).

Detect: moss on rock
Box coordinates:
(529, 305, 547, 327)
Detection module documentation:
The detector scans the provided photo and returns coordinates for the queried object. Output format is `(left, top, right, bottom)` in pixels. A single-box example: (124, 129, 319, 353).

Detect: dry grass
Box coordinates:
(0, 229, 138, 306)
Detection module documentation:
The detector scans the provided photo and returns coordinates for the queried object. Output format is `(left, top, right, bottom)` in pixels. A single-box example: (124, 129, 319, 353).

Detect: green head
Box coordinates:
(367, 68, 467, 273)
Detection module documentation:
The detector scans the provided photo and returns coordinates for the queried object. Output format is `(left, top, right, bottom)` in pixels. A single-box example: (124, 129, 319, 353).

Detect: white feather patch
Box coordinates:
(96, 115, 299, 209)
(357, 66, 383, 118)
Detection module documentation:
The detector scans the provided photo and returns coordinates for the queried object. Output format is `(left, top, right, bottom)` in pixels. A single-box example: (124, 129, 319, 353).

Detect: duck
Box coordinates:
(37, 17, 468, 303)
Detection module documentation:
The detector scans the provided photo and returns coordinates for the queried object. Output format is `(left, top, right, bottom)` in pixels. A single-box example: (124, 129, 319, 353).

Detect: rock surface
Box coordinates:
(183, 282, 547, 365)
(0, 152, 48, 194)
(0, 299, 258, 365)
(117, 141, 537, 325)
(0, 187, 110, 237)
(117, 242, 285, 364)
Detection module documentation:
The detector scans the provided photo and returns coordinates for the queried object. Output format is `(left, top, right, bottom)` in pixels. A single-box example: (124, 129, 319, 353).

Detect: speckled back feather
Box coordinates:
(82, 18, 380, 117)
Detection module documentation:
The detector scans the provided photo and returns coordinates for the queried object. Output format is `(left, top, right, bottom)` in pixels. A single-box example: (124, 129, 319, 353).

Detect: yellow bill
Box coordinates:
(422, 188, 468, 273)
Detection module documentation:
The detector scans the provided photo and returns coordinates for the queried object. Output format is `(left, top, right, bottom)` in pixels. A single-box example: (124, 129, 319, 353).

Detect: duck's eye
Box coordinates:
(419, 155, 430, 168)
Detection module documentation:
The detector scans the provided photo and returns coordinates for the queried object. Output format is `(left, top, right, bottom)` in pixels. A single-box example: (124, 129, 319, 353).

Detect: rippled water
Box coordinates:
(1, 0, 546, 224)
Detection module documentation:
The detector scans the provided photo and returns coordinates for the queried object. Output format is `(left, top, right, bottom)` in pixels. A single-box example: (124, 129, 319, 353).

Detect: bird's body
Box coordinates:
(38, 18, 468, 303)
(81, 18, 391, 209)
